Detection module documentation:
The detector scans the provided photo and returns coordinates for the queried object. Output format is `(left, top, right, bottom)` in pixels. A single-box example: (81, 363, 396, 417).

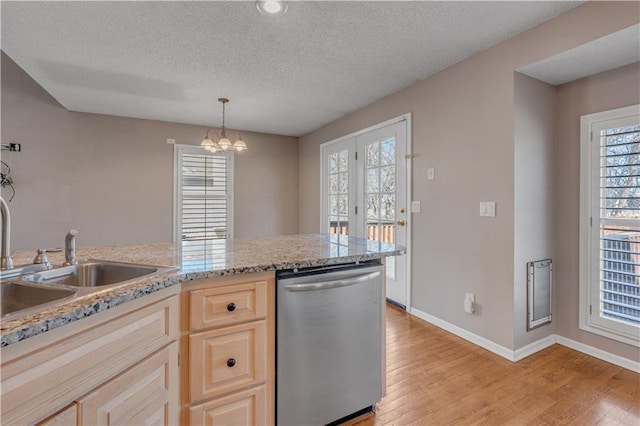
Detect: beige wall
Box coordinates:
(554, 62, 640, 362)
(299, 2, 639, 352)
(513, 72, 556, 349)
(1, 52, 299, 250)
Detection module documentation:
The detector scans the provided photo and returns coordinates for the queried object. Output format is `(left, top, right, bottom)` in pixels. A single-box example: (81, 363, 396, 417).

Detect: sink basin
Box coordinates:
(1, 282, 77, 317)
(22, 261, 159, 288)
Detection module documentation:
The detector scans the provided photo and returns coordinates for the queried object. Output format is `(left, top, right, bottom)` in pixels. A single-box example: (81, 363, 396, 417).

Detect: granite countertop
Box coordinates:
(1, 234, 405, 347)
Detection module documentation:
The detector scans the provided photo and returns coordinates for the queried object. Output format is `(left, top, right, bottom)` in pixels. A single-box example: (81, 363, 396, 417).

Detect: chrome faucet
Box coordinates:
(63, 229, 78, 266)
(0, 196, 14, 270)
(33, 248, 55, 270)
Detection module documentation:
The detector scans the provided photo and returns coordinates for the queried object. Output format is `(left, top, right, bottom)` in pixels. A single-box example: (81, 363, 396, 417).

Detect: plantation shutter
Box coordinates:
(593, 115, 640, 327)
(175, 146, 233, 252)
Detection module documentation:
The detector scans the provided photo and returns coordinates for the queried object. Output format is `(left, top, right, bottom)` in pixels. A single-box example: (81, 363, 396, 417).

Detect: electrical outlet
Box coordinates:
(9, 143, 21, 152)
(464, 293, 475, 314)
(166, 138, 176, 144)
(411, 201, 421, 213)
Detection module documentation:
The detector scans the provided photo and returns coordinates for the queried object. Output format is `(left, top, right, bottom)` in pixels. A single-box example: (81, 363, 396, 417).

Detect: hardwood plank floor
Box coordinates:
(354, 305, 640, 426)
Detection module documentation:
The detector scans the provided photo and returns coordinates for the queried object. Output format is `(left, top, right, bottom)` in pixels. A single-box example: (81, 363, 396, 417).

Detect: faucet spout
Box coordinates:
(0, 196, 14, 270)
(64, 229, 78, 266)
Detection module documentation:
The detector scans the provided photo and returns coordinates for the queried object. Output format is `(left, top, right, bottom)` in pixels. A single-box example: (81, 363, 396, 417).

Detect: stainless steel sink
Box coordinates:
(22, 261, 159, 288)
(1, 282, 77, 317)
(0, 263, 48, 281)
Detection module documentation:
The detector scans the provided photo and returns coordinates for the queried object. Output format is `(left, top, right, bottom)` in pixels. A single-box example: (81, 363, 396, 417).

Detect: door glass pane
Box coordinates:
(364, 140, 396, 244)
(339, 195, 348, 215)
(338, 172, 348, 193)
(338, 216, 349, 235)
(381, 166, 395, 192)
(329, 174, 338, 194)
(329, 195, 338, 216)
(381, 194, 395, 220)
(327, 149, 349, 235)
(366, 169, 379, 193)
(339, 150, 349, 172)
(366, 194, 379, 219)
(364, 139, 397, 280)
(366, 143, 379, 168)
(381, 138, 395, 166)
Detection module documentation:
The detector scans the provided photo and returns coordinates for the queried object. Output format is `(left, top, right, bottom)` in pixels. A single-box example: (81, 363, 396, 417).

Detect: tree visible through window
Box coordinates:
(599, 123, 640, 325)
(580, 105, 640, 346)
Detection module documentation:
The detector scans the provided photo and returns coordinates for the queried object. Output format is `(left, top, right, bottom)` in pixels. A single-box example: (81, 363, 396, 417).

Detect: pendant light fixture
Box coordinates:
(201, 98, 248, 152)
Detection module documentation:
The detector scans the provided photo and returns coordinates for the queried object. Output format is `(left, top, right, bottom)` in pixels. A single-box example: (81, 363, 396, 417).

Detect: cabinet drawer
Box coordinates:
(37, 404, 77, 426)
(190, 321, 266, 402)
(189, 280, 267, 331)
(78, 343, 179, 425)
(189, 386, 267, 426)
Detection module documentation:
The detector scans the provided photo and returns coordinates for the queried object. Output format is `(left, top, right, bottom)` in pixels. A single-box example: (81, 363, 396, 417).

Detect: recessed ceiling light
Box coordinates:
(256, 1, 287, 16)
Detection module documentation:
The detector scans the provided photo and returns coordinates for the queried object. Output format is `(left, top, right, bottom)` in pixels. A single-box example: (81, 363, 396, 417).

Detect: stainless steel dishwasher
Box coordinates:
(276, 260, 384, 426)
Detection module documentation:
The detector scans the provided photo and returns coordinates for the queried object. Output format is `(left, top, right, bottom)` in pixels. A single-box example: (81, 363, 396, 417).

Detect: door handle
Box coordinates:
(284, 271, 381, 292)
(397, 220, 406, 226)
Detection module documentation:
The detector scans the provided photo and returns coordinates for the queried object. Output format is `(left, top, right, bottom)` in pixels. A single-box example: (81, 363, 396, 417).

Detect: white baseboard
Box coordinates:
(513, 334, 556, 361)
(555, 335, 640, 373)
(409, 307, 515, 361)
(407, 308, 640, 372)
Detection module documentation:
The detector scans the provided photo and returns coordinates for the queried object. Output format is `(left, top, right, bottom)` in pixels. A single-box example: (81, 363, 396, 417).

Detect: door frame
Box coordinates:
(319, 113, 413, 310)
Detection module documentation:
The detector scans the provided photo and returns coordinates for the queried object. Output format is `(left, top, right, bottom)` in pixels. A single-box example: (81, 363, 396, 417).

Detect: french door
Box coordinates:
(321, 116, 410, 307)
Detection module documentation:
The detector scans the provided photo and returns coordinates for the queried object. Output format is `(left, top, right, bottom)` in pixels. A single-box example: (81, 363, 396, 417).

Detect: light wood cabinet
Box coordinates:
(190, 280, 267, 330)
(78, 343, 179, 425)
(37, 403, 78, 425)
(181, 272, 275, 425)
(190, 385, 267, 426)
(1, 286, 180, 425)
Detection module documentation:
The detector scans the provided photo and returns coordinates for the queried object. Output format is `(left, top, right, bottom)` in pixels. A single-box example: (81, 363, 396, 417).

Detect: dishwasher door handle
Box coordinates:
(283, 271, 380, 292)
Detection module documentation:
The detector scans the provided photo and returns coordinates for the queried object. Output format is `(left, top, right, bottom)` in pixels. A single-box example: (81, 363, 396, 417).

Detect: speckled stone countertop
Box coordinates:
(1, 234, 405, 347)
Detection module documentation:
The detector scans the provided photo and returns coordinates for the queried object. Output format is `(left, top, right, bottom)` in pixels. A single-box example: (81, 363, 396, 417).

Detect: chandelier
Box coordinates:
(201, 98, 248, 152)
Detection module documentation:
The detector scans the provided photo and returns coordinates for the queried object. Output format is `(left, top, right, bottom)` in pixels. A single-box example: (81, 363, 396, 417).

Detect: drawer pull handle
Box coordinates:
(227, 358, 236, 368)
(227, 302, 236, 312)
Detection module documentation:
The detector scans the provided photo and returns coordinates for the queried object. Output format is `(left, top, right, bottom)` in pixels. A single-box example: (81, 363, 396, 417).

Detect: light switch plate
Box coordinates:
(166, 138, 176, 144)
(427, 168, 435, 181)
(479, 202, 496, 217)
(411, 201, 421, 213)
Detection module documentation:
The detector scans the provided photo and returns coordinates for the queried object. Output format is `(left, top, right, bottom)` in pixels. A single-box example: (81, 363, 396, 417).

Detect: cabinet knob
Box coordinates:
(227, 302, 236, 312)
(397, 220, 406, 226)
(227, 358, 236, 368)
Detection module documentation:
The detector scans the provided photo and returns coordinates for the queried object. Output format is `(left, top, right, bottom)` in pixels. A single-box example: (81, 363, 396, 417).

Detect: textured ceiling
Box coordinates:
(1, 1, 583, 137)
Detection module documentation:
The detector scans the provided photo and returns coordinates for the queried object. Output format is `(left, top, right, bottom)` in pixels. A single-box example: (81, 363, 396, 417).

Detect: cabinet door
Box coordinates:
(190, 321, 266, 402)
(78, 343, 179, 425)
(37, 404, 78, 426)
(1, 291, 178, 426)
(189, 386, 266, 426)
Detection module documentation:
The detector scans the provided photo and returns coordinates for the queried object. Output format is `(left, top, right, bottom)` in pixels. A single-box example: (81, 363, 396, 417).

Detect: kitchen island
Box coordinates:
(2, 234, 404, 346)
(0, 234, 404, 425)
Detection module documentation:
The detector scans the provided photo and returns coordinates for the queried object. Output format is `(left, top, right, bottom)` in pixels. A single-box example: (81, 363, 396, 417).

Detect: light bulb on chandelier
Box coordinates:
(201, 98, 248, 153)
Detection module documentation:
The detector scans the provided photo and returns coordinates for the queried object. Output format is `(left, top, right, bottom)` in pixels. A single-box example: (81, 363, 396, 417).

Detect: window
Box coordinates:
(580, 104, 640, 346)
(321, 141, 356, 236)
(174, 145, 233, 267)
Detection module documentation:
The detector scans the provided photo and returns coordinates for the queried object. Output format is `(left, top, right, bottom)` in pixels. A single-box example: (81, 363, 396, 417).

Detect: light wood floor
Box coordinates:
(354, 305, 640, 426)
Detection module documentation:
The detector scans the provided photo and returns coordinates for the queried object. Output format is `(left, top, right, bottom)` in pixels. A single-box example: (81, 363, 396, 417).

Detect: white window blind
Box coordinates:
(580, 105, 640, 346)
(174, 145, 233, 254)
